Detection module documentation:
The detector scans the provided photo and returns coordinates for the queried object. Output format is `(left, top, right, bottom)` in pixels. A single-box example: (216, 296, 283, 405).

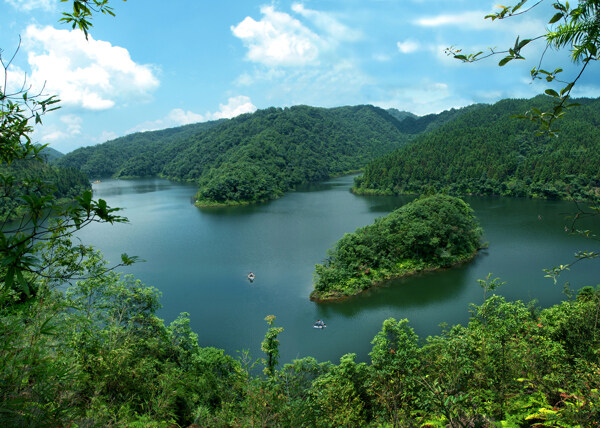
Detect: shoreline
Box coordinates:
(309, 251, 479, 303)
(350, 185, 597, 202)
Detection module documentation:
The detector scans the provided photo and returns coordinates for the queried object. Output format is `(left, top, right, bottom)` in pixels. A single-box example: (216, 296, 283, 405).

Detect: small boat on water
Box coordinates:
(247, 272, 256, 282)
(313, 320, 326, 329)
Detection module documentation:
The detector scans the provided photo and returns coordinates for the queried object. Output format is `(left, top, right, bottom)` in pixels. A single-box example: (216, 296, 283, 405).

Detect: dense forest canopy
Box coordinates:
(57, 95, 600, 206)
(0, 159, 90, 221)
(312, 194, 483, 300)
(55, 105, 410, 205)
(354, 96, 600, 200)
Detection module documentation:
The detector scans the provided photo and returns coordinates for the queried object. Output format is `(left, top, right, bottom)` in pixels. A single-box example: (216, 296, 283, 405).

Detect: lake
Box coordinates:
(78, 176, 599, 365)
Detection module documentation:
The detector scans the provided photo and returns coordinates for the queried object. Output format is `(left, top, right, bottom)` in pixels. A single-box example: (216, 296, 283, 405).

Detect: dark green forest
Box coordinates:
(0, 158, 90, 220)
(312, 195, 482, 301)
(55, 105, 410, 205)
(354, 96, 600, 200)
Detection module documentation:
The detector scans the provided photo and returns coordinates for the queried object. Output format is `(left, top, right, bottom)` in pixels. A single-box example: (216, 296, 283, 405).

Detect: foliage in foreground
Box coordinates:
(0, 159, 90, 221)
(2, 256, 600, 426)
(312, 194, 483, 300)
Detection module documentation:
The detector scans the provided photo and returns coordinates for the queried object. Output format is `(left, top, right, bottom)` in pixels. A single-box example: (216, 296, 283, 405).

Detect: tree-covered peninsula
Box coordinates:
(55, 105, 410, 206)
(311, 194, 482, 301)
(353, 96, 600, 200)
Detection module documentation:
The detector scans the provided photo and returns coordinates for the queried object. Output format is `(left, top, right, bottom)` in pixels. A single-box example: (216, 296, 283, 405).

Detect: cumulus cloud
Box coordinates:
(232, 6, 322, 67)
(212, 95, 257, 119)
(167, 108, 206, 125)
(22, 25, 159, 111)
(231, 4, 369, 104)
(397, 40, 419, 54)
(231, 4, 359, 67)
(5, 0, 55, 11)
(128, 96, 257, 134)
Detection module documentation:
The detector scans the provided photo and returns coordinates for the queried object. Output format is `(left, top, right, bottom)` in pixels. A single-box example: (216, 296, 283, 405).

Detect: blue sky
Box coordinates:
(2, 0, 599, 153)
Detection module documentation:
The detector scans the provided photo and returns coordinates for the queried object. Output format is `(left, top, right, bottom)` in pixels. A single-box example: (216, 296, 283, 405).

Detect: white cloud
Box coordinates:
(231, 4, 359, 68)
(127, 96, 257, 134)
(231, 5, 369, 104)
(397, 40, 419, 54)
(167, 108, 206, 125)
(60, 114, 82, 136)
(33, 113, 82, 143)
(5, 0, 55, 11)
(22, 25, 159, 111)
(232, 5, 322, 67)
(212, 95, 257, 119)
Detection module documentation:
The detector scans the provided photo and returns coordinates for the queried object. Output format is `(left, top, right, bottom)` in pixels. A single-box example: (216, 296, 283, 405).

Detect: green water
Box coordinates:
(78, 176, 599, 364)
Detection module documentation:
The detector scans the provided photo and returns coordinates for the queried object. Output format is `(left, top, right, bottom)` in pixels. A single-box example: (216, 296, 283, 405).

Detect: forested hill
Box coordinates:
(40, 146, 64, 162)
(392, 103, 483, 135)
(56, 105, 409, 205)
(0, 159, 90, 220)
(354, 96, 600, 200)
(53, 120, 223, 179)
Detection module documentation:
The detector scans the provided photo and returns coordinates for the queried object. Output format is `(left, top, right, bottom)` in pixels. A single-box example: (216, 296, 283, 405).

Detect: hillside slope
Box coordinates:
(57, 105, 410, 205)
(0, 159, 90, 220)
(354, 96, 600, 200)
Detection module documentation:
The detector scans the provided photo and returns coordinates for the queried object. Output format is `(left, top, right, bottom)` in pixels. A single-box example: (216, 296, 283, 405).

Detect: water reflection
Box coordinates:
(93, 179, 175, 197)
(316, 263, 473, 318)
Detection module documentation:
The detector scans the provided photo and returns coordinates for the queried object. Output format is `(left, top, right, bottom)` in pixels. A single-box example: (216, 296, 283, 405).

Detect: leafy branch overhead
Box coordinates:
(1, 0, 133, 303)
(59, 0, 126, 39)
(447, 0, 600, 135)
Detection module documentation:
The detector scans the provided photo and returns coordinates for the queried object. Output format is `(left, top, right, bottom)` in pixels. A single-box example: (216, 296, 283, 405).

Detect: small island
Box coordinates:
(310, 194, 483, 301)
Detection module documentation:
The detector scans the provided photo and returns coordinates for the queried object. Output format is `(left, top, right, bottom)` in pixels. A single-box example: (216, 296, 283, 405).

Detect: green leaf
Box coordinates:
(549, 12, 563, 24)
(544, 89, 560, 97)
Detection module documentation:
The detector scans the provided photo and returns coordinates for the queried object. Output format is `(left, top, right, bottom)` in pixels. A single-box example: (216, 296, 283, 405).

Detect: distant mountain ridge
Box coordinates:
(55, 104, 411, 205)
(39, 146, 64, 162)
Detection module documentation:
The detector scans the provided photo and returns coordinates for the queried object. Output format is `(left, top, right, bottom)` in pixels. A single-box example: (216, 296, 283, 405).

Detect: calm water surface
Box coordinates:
(78, 176, 599, 364)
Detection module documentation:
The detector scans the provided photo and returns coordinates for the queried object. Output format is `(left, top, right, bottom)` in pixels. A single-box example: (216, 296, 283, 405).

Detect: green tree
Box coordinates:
(0, 0, 134, 305)
(368, 318, 420, 425)
(261, 314, 284, 377)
